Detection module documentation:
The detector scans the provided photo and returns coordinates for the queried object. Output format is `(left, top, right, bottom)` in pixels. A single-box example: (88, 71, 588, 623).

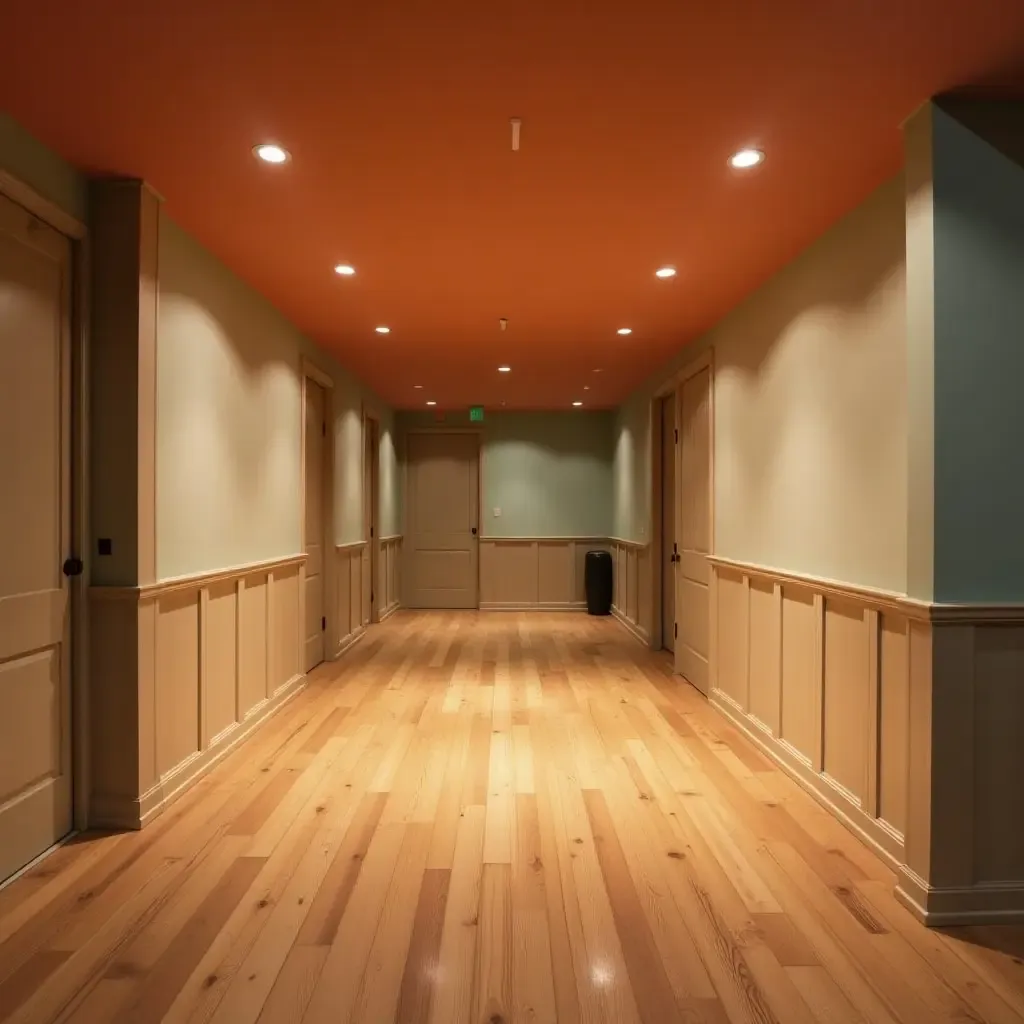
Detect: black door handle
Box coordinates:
(471, 527, 477, 535)
(63, 556, 83, 577)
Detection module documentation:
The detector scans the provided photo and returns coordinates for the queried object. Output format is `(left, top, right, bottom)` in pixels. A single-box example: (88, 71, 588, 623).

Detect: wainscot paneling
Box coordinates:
(479, 538, 609, 610)
(610, 538, 651, 645)
(89, 554, 307, 830)
(708, 556, 919, 875)
(334, 540, 367, 657)
(379, 535, 403, 621)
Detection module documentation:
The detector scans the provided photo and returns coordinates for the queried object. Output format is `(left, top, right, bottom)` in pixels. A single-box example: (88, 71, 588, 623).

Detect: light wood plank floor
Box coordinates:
(2, 612, 1024, 1024)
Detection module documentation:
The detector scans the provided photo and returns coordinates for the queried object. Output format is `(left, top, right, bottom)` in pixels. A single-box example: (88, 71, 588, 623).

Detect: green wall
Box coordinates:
(398, 410, 614, 538)
(0, 114, 86, 221)
(931, 105, 1024, 601)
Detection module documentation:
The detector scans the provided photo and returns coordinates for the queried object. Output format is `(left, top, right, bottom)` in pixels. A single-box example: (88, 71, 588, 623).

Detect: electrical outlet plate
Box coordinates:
(493, 507, 502, 517)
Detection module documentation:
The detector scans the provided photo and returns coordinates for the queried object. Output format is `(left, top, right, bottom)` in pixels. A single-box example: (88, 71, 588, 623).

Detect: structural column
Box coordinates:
(901, 99, 1024, 923)
(87, 179, 161, 826)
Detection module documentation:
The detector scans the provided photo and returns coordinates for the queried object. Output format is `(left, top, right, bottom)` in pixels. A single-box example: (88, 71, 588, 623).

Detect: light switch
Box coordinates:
(493, 507, 502, 517)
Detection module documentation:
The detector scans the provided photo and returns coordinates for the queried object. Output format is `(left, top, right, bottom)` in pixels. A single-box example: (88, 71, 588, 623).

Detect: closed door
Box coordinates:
(407, 433, 479, 609)
(677, 365, 712, 694)
(363, 417, 378, 624)
(303, 379, 325, 671)
(0, 192, 73, 882)
(661, 393, 676, 652)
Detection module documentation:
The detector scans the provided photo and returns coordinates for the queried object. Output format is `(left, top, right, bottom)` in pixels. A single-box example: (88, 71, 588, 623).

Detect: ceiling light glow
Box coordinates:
(414, 384, 423, 389)
(572, 401, 583, 407)
(334, 264, 355, 276)
(375, 326, 390, 334)
(426, 400, 437, 406)
(617, 328, 632, 336)
(498, 366, 511, 373)
(729, 148, 765, 169)
(253, 144, 289, 164)
(655, 266, 676, 279)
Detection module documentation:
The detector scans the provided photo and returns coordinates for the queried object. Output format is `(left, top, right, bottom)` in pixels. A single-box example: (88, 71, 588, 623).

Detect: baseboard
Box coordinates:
(93, 672, 307, 830)
(710, 687, 906, 876)
(331, 626, 365, 660)
(379, 602, 400, 622)
(612, 605, 649, 646)
(478, 601, 588, 612)
(895, 867, 1024, 926)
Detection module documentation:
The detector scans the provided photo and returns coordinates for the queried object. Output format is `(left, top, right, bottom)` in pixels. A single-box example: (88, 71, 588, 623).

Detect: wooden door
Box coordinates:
(363, 417, 378, 624)
(677, 365, 712, 694)
(303, 379, 326, 671)
(660, 393, 676, 652)
(0, 192, 73, 882)
(406, 433, 479, 609)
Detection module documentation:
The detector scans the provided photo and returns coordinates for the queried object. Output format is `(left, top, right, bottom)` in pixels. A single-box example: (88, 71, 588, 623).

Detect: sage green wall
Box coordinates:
(929, 104, 1024, 601)
(0, 114, 86, 221)
(157, 216, 398, 578)
(397, 410, 614, 538)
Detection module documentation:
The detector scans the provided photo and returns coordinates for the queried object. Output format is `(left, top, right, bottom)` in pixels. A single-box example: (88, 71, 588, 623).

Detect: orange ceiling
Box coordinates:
(3, 1, 1024, 410)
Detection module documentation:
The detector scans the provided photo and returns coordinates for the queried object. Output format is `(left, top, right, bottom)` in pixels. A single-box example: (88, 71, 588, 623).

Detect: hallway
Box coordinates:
(0, 614, 1021, 1024)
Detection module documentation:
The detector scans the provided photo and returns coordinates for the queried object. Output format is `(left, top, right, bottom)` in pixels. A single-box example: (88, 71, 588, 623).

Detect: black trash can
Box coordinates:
(584, 549, 613, 616)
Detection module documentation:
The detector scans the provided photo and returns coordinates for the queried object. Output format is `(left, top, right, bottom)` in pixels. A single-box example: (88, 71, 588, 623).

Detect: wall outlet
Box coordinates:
(493, 507, 502, 517)
(639, 525, 645, 537)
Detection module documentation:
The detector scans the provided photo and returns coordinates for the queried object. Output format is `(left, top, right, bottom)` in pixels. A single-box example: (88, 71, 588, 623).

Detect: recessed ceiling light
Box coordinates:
(584, 385, 590, 390)
(253, 144, 289, 164)
(617, 328, 632, 336)
(593, 368, 604, 374)
(375, 326, 390, 334)
(572, 401, 583, 407)
(414, 384, 423, 389)
(729, 148, 765, 169)
(655, 266, 676, 279)
(498, 366, 511, 373)
(426, 400, 437, 406)
(334, 264, 355, 276)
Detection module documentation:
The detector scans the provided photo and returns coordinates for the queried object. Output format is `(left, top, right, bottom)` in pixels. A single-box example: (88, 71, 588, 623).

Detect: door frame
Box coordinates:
(649, 348, 715, 670)
(402, 427, 482, 609)
(363, 410, 381, 623)
(654, 389, 678, 655)
(0, 171, 90, 835)
(300, 358, 334, 662)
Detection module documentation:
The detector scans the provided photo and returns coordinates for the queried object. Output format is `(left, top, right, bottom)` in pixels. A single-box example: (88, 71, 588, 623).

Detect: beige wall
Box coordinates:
(714, 177, 907, 593)
(614, 175, 907, 595)
(157, 216, 398, 580)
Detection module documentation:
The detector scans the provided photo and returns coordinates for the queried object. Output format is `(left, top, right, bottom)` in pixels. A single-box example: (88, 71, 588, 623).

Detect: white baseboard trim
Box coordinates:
(612, 605, 648, 646)
(379, 602, 400, 623)
(93, 672, 307, 830)
(331, 626, 365, 660)
(710, 687, 906, 876)
(478, 601, 588, 612)
(895, 867, 1024, 926)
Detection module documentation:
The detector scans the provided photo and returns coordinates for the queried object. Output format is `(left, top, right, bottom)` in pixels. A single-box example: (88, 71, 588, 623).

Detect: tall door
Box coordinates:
(407, 433, 479, 609)
(303, 380, 326, 671)
(677, 365, 712, 694)
(0, 192, 73, 882)
(660, 393, 676, 652)
(363, 418, 378, 624)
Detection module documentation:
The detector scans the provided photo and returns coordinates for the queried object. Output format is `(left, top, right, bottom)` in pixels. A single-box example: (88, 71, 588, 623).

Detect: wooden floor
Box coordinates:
(2, 613, 1024, 1024)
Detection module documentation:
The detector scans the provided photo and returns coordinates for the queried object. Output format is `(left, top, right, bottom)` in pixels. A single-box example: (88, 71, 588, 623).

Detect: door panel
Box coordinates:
(677, 365, 711, 694)
(303, 379, 325, 671)
(660, 394, 676, 652)
(0, 192, 73, 882)
(407, 433, 479, 609)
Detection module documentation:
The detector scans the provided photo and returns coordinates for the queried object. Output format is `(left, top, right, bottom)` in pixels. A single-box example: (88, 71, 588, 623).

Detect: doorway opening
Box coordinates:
(302, 362, 333, 671)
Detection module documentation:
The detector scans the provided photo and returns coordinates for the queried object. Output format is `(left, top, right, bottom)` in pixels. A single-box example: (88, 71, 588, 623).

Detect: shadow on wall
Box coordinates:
(156, 218, 303, 579)
(714, 174, 908, 592)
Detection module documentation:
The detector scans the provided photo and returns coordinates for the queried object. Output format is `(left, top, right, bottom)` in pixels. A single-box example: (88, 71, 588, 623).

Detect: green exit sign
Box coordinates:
(469, 406, 485, 422)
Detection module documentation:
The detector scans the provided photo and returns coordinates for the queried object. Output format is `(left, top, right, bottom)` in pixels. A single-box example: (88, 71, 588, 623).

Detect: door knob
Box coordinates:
(63, 556, 83, 577)
(471, 527, 478, 535)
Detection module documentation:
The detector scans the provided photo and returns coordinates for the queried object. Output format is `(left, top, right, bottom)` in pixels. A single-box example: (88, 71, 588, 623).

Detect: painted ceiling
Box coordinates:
(3, 0, 1024, 409)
